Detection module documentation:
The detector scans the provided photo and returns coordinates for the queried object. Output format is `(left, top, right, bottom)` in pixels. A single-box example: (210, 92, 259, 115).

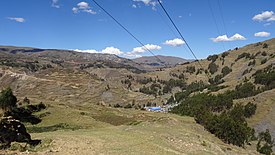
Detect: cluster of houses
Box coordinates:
(144, 103, 179, 113)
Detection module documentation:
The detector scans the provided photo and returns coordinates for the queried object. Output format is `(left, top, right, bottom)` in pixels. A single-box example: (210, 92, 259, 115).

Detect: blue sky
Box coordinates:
(0, 0, 274, 59)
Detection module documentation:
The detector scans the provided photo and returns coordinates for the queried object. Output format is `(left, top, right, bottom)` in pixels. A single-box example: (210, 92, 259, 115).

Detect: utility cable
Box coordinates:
(157, 0, 211, 80)
(207, 0, 226, 51)
(91, 0, 166, 66)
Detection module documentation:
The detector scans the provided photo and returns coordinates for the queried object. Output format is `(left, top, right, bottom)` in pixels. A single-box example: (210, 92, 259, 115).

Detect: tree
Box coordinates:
(221, 66, 232, 77)
(257, 129, 274, 155)
(263, 43, 268, 49)
(244, 102, 257, 118)
(208, 62, 219, 74)
(0, 87, 17, 111)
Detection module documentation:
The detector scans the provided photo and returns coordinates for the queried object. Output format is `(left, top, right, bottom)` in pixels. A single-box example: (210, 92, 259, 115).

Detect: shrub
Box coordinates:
(221, 66, 232, 77)
(257, 129, 274, 155)
(0, 87, 17, 111)
(261, 51, 267, 56)
(207, 54, 219, 62)
(261, 58, 267, 65)
(235, 53, 251, 61)
(221, 52, 229, 58)
(248, 60, 256, 66)
(208, 62, 219, 74)
(263, 43, 268, 49)
(186, 66, 196, 74)
(254, 67, 275, 90)
(244, 102, 257, 118)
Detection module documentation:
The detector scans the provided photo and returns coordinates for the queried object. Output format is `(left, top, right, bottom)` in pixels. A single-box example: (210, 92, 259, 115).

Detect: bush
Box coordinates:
(207, 55, 218, 62)
(235, 53, 251, 61)
(0, 87, 17, 111)
(244, 102, 257, 118)
(248, 60, 256, 66)
(263, 43, 268, 49)
(209, 74, 224, 85)
(254, 69, 275, 90)
(221, 66, 232, 77)
(221, 52, 229, 58)
(257, 129, 274, 155)
(261, 58, 267, 65)
(186, 66, 196, 74)
(208, 62, 219, 74)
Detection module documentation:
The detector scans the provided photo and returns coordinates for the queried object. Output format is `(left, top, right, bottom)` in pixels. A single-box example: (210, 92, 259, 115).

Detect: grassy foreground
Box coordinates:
(1, 103, 259, 155)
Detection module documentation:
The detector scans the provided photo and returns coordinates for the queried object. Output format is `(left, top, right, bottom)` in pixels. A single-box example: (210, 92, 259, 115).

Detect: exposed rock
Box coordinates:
(0, 117, 40, 149)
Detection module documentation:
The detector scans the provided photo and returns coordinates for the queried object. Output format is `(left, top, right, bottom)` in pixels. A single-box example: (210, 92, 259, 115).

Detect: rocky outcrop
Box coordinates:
(0, 116, 40, 149)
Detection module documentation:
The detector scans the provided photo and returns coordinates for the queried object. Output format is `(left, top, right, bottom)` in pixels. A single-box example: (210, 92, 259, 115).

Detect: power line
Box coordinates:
(156, 0, 210, 80)
(207, 0, 226, 51)
(217, 0, 232, 48)
(91, 0, 166, 66)
(217, 0, 228, 37)
(155, 5, 191, 58)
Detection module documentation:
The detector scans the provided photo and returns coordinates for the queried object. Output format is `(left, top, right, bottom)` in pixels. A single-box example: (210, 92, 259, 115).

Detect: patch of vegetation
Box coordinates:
(261, 51, 267, 56)
(242, 68, 252, 76)
(208, 62, 219, 74)
(186, 66, 196, 74)
(221, 52, 229, 58)
(253, 65, 275, 90)
(174, 80, 207, 102)
(171, 93, 255, 147)
(221, 66, 232, 77)
(263, 43, 268, 49)
(207, 54, 219, 62)
(257, 129, 274, 155)
(235, 52, 251, 62)
(207, 85, 227, 92)
(209, 74, 224, 85)
(261, 58, 267, 65)
(248, 60, 256, 66)
(137, 77, 153, 84)
(244, 102, 257, 118)
(27, 123, 81, 133)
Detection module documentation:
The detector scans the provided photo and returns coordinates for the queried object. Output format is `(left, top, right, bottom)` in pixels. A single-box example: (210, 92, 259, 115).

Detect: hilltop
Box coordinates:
(133, 55, 190, 67)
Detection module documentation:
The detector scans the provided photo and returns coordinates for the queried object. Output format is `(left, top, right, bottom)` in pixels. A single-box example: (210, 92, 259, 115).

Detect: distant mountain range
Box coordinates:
(133, 55, 191, 67)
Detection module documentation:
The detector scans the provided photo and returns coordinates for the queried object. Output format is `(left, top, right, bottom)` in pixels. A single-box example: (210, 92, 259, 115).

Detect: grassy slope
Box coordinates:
(23, 104, 258, 154)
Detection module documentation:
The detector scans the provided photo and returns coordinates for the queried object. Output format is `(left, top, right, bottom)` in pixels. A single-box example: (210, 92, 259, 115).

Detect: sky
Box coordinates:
(0, 0, 274, 59)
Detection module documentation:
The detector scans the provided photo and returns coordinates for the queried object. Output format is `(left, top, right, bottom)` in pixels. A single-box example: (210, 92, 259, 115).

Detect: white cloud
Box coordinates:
(101, 47, 123, 55)
(74, 44, 161, 58)
(211, 33, 246, 42)
(72, 2, 96, 14)
(7, 17, 25, 23)
(253, 11, 275, 22)
(230, 34, 247, 41)
(52, 0, 60, 8)
(72, 7, 78, 14)
(133, 0, 160, 10)
(132, 4, 137, 8)
(268, 16, 275, 21)
(132, 44, 161, 53)
(77, 2, 89, 9)
(164, 38, 185, 47)
(254, 31, 270, 37)
(125, 44, 161, 58)
(73, 47, 123, 55)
